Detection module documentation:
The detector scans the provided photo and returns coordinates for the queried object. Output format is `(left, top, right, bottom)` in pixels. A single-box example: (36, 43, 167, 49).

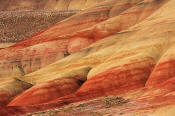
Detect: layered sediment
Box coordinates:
(1, 0, 175, 116)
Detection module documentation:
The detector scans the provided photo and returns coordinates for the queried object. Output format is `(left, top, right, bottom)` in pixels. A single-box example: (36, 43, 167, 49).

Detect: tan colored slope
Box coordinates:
(0, 43, 15, 48)
(0, 0, 113, 77)
(2, 0, 175, 115)
(0, 0, 134, 107)
(146, 44, 175, 87)
(7, 0, 173, 107)
(0, 1, 143, 107)
(16, 0, 171, 85)
(0, 0, 105, 11)
(0, 0, 142, 79)
(0, 77, 31, 107)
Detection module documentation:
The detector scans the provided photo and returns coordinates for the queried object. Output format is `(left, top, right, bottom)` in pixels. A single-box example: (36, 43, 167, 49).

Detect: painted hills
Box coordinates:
(0, 0, 104, 44)
(1, 0, 175, 116)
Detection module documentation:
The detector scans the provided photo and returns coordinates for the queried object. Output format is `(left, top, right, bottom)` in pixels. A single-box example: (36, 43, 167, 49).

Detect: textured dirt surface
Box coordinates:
(0, 10, 79, 43)
(26, 96, 129, 116)
(0, 0, 105, 11)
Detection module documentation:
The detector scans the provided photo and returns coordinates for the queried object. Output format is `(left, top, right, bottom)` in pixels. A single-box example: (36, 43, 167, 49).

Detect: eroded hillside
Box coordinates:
(0, 0, 103, 44)
(1, 0, 175, 116)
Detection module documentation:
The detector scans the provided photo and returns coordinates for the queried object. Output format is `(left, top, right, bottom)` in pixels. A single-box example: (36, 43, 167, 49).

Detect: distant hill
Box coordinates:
(0, 0, 104, 43)
(0, 10, 79, 43)
(0, 0, 105, 11)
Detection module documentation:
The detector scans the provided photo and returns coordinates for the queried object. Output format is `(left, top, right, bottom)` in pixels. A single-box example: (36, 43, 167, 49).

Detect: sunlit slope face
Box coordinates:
(0, 0, 143, 108)
(0, 77, 31, 107)
(0, 0, 142, 78)
(0, 0, 105, 11)
(2, 0, 175, 115)
(56, 1, 175, 115)
(6, 0, 173, 108)
(16, 76, 175, 116)
(146, 45, 175, 87)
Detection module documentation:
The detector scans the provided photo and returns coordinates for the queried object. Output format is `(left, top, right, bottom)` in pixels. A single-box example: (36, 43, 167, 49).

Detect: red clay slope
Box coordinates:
(0, 0, 142, 78)
(22, 76, 175, 116)
(1, 0, 175, 115)
(5, 0, 162, 107)
(0, 0, 143, 108)
(146, 44, 175, 87)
